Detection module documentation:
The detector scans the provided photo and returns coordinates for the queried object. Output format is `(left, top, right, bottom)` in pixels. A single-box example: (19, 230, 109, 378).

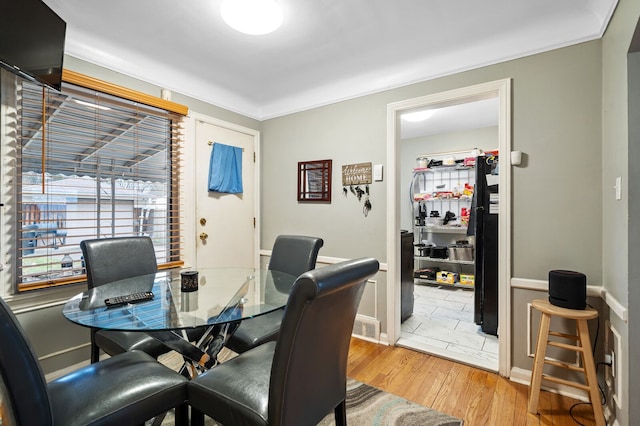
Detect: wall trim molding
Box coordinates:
(259, 250, 388, 272)
(604, 291, 628, 322)
(510, 277, 628, 322)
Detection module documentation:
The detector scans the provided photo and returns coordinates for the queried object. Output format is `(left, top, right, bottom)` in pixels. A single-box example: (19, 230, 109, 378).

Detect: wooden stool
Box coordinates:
(528, 299, 604, 426)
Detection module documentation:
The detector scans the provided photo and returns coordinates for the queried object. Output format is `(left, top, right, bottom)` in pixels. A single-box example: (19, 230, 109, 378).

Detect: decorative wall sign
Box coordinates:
(342, 162, 373, 217)
(342, 162, 372, 186)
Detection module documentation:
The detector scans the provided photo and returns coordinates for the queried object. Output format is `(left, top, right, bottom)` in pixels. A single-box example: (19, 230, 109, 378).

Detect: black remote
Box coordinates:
(104, 291, 154, 307)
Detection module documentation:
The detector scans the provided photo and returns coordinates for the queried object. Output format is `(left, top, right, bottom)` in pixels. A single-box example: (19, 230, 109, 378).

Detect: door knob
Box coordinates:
(199, 232, 208, 241)
(200, 218, 207, 226)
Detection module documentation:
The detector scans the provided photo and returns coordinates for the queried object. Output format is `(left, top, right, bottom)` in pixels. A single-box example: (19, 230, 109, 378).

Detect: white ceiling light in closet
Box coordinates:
(402, 110, 435, 122)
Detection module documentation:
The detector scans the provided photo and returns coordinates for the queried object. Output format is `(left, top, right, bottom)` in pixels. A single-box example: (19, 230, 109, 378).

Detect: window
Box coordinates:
(11, 71, 187, 292)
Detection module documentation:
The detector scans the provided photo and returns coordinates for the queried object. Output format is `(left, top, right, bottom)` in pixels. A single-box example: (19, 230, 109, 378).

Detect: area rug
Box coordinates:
(316, 378, 463, 426)
(159, 351, 463, 425)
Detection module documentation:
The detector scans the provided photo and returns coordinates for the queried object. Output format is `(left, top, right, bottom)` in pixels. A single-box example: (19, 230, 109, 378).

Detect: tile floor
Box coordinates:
(397, 282, 499, 372)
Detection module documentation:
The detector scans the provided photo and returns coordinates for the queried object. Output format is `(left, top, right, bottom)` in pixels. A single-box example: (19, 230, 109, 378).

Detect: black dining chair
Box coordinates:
(81, 236, 173, 363)
(0, 296, 189, 426)
(188, 257, 380, 426)
(224, 235, 324, 354)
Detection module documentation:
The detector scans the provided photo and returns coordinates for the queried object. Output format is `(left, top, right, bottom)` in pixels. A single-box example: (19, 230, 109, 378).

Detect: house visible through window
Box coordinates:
(15, 77, 185, 291)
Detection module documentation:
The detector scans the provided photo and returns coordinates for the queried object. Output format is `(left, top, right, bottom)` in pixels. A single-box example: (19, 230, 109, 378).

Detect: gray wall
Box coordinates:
(262, 41, 603, 277)
(603, 1, 632, 308)
(627, 50, 640, 426)
(261, 97, 388, 261)
(602, 0, 640, 424)
(18, 305, 89, 375)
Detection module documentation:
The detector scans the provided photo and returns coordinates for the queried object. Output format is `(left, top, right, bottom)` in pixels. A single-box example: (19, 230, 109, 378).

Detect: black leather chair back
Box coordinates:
(81, 236, 162, 363)
(0, 297, 54, 425)
(268, 235, 324, 278)
(268, 257, 379, 425)
(80, 236, 158, 288)
(223, 235, 324, 355)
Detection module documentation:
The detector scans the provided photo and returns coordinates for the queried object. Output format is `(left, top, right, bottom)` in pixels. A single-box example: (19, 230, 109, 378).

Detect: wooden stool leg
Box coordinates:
(528, 312, 551, 414)
(576, 319, 605, 426)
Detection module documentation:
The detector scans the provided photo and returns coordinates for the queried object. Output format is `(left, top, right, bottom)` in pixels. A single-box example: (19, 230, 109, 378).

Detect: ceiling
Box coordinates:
(43, 0, 617, 122)
(400, 98, 499, 140)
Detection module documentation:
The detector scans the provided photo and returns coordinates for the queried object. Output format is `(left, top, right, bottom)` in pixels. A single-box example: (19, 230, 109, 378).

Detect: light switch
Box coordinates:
(373, 164, 383, 181)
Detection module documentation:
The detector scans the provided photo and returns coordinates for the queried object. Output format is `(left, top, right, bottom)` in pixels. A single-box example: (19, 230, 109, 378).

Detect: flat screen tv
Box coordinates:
(0, 0, 66, 91)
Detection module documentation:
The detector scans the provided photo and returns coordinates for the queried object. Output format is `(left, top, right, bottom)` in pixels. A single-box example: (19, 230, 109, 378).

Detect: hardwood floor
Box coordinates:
(347, 338, 598, 426)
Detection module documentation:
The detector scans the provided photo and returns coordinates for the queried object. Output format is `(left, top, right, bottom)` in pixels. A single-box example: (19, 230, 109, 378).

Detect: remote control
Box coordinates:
(104, 291, 154, 307)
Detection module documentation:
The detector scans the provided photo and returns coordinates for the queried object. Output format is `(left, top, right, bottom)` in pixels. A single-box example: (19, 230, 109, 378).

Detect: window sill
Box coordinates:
(4, 282, 87, 314)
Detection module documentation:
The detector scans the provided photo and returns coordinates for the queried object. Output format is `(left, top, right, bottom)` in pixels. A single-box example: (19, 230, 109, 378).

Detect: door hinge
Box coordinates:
(253, 217, 256, 228)
(254, 152, 256, 163)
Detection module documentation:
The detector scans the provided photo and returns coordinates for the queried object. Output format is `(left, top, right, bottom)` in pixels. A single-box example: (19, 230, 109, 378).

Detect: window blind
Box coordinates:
(16, 78, 185, 291)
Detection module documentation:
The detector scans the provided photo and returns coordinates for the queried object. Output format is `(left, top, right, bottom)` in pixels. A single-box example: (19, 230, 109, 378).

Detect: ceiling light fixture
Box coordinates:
(401, 110, 435, 122)
(221, 0, 283, 35)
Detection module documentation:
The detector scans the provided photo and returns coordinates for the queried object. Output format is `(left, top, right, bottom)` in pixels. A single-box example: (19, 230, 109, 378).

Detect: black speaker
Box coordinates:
(548, 270, 586, 309)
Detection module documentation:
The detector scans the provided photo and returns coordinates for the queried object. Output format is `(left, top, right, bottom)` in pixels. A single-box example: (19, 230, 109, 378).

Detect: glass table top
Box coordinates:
(62, 268, 295, 332)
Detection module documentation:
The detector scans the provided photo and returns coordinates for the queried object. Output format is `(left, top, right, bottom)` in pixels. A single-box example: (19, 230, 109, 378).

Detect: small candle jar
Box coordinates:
(180, 271, 199, 292)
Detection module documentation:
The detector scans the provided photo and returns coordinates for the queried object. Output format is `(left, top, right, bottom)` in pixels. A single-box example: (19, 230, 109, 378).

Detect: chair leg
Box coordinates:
(90, 329, 100, 363)
(334, 400, 347, 426)
(191, 407, 205, 426)
(174, 403, 188, 426)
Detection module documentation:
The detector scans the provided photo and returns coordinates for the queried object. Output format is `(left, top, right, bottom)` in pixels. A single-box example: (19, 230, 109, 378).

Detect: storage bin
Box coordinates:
(448, 243, 473, 261)
(430, 246, 448, 258)
(460, 274, 475, 286)
(437, 271, 459, 284)
(415, 267, 440, 280)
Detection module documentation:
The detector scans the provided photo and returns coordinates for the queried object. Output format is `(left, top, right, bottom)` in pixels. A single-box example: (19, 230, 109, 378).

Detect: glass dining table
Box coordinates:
(62, 268, 296, 375)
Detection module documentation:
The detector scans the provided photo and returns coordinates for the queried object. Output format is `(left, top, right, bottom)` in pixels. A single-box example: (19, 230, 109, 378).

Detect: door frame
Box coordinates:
(386, 79, 512, 376)
(183, 112, 261, 269)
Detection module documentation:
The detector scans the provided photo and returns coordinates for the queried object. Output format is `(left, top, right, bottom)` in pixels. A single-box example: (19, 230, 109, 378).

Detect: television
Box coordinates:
(0, 0, 66, 91)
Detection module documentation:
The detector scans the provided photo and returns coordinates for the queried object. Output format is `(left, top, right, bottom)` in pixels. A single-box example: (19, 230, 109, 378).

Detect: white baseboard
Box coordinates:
(352, 332, 390, 346)
(510, 366, 589, 402)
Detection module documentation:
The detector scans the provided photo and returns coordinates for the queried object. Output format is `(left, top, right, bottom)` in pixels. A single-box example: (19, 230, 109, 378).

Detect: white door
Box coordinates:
(194, 119, 256, 268)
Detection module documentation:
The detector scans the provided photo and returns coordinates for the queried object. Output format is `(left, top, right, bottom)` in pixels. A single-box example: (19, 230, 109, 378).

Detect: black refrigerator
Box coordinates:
(470, 155, 499, 336)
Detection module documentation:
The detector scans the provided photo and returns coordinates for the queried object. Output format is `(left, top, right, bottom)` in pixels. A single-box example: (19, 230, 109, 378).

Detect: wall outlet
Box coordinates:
(610, 350, 616, 377)
(605, 321, 623, 411)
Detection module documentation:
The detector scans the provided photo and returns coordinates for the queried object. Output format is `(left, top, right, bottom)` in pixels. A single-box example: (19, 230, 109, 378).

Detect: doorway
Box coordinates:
(386, 79, 512, 376)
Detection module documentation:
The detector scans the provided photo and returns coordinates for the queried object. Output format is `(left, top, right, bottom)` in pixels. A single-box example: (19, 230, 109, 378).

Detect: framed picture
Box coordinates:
(298, 159, 332, 202)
